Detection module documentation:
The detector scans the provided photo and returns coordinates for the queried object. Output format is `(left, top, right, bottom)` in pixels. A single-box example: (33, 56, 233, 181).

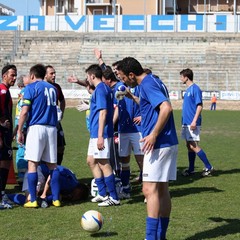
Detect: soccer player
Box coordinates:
(17, 64, 60, 208)
(45, 65, 66, 165)
(180, 68, 214, 177)
(0, 64, 17, 209)
(7, 164, 89, 207)
(85, 64, 120, 207)
(117, 57, 178, 240)
(13, 75, 30, 185)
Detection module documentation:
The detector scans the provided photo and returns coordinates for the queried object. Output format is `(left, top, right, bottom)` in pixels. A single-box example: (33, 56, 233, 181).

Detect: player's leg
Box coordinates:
(181, 126, 196, 176)
(143, 146, 177, 240)
(118, 133, 131, 198)
(87, 138, 107, 201)
(131, 132, 144, 183)
(188, 140, 213, 176)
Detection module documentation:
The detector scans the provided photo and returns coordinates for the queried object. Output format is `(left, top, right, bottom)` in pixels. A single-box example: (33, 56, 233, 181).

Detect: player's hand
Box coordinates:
(97, 136, 105, 151)
(133, 116, 141, 125)
(94, 48, 102, 60)
(190, 121, 197, 130)
(17, 131, 24, 146)
(67, 75, 78, 83)
(140, 134, 156, 154)
(0, 120, 11, 129)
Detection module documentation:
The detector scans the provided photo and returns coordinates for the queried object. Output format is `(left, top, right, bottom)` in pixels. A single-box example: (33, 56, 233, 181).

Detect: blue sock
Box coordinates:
(188, 151, 196, 172)
(120, 169, 130, 187)
(95, 177, 107, 197)
(145, 217, 159, 240)
(158, 217, 169, 240)
(105, 174, 119, 200)
(197, 149, 212, 169)
(50, 169, 60, 201)
(46, 195, 53, 203)
(7, 193, 26, 205)
(28, 172, 38, 202)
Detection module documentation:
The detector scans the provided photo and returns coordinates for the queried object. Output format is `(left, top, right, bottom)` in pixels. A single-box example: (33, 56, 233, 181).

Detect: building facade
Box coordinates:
(0, 3, 15, 16)
(39, 0, 240, 16)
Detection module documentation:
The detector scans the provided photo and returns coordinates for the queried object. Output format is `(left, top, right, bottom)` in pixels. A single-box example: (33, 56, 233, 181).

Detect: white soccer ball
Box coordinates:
(81, 210, 104, 232)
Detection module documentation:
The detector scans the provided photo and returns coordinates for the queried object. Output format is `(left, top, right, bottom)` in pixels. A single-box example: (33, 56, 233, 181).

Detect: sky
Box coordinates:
(0, 0, 40, 15)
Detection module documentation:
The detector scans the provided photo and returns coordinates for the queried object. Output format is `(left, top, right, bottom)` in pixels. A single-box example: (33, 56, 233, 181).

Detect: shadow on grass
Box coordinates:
(171, 186, 223, 198)
(185, 217, 240, 239)
(171, 167, 240, 187)
(90, 231, 118, 238)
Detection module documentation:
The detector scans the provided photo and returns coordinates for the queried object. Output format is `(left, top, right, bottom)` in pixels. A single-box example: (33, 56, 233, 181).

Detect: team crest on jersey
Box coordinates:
(1, 89, 7, 94)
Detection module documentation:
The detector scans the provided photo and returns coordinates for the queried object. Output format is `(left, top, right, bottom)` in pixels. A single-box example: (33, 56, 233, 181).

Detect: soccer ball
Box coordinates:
(81, 210, 104, 232)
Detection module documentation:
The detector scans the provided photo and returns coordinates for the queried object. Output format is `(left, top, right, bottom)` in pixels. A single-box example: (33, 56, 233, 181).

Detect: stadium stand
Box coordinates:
(1, 31, 240, 92)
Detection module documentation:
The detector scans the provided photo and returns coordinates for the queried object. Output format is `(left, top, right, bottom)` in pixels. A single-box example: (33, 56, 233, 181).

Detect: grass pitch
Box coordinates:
(1, 108, 240, 240)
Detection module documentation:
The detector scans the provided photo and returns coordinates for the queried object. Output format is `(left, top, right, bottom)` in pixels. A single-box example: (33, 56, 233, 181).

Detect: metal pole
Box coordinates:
(55, 0, 57, 31)
(234, 0, 237, 32)
(204, 0, 206, 32)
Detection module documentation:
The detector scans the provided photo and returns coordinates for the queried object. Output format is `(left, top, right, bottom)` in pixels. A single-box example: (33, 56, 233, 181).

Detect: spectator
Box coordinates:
(210, 94, 217, 111)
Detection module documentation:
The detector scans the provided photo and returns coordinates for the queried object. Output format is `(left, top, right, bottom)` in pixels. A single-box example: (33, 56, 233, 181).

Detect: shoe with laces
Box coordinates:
(24, 200, 38, 208)
(118, 191, 130, 199)
(91, 194, 108, 203)
(1, 194, 14, 209)
(181, 168, 195, 177)
(52, 200, 61, 207)
(98, 197, 120, 207)
(202, 167, 214, 177)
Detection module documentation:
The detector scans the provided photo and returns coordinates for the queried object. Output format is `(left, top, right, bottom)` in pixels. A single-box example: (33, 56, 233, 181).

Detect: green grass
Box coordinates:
(1, 108, 240, 240)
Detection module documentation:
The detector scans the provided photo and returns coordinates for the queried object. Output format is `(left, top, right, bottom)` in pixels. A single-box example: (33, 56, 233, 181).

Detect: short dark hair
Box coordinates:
(30, 64, 46, 79)
(117, 57, 144, 76)
(45, 65, 54, 70)
(102, 67, 118, 82)
(180, 68, 193, 81)
(2, 64, 17, 76)
(85, 64, 102, 79)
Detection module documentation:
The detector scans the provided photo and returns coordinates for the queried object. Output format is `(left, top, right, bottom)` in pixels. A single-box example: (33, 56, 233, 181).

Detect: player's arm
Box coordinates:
(97, 109, 107, 151)
(67, 76, 88, 87)
(125, 88, 140, 105)
(191, 104, 202, 130)
(113, 106, 119, 126)
(141, 101, 172, 154)
(94, 48, 107, 70)
(17, 105, 29, 145)
(40, 175, 51, 199)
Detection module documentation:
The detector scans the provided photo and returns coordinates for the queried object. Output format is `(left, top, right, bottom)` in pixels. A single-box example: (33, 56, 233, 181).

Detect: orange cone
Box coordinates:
(7, 161, 17, 184)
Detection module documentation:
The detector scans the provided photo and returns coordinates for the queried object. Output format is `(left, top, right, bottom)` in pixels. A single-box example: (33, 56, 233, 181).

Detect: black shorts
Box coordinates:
(57, 122, 66, 147)
(0, 129, 13, 161)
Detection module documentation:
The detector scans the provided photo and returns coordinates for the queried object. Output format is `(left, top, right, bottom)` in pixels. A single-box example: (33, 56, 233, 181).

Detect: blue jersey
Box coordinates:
(118, 86, 141, 133)
(139, 74, 178, 149)
(182, 83, 202, 126)
(89, 82, 114, 138)
(22, 80, 58, 127)
(40, 164, 79, 193)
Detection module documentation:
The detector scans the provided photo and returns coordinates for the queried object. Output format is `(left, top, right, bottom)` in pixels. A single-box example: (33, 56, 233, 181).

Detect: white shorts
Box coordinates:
(181, 125, 201, 142)
(87, 138, 111, 159)
(142, 145, 178, 182)
(25, 125, 57, 163)
(118, 132, 143, 157)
